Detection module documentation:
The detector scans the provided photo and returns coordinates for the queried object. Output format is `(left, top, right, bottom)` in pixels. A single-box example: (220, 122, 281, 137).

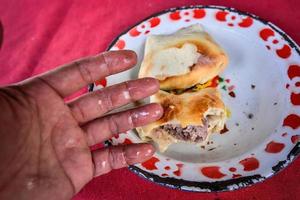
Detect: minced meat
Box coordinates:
(155, 121, 208, 142)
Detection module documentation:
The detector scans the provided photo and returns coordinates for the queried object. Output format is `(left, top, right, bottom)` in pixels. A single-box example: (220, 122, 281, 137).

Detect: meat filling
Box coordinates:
(155, 120, 208, 142)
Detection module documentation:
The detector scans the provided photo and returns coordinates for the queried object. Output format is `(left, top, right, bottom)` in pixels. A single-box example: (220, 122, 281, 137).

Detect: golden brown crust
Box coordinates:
(136, 88, 226, 151)
(153, 88, 224, 127)
(139, 25, 229, 90)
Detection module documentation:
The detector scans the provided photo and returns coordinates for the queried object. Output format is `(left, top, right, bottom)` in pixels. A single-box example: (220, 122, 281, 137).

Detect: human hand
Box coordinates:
(0, 50, 163, 200)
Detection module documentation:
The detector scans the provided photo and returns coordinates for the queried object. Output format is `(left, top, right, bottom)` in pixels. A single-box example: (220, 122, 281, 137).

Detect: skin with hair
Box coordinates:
(0, 50, 163, 200)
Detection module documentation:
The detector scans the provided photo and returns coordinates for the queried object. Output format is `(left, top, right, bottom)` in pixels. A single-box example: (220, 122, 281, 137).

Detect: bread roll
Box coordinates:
(139, 24, 228, 90)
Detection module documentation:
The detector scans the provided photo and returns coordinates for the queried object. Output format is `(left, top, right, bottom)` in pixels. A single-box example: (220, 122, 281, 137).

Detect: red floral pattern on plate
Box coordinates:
(169, 9, 206, 22)
(265, 141, 285, 153)
(283, 114, 300, 129)
(201, 166, 226, 179)
(129, 17, 161, 37)
(239, 157, 259, 171)
(259, 28, 292, 59)
(141, 157, 160, 170)
(114, 39, 126, 49)
(291, 135, 300, 144)
(287, 65, 300, 105)
(95, 78, 107, 88)
(215, 11, 253, 28)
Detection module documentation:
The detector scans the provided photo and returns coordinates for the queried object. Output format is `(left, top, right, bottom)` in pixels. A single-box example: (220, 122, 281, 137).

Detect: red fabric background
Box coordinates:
(0, 0, 299, 199)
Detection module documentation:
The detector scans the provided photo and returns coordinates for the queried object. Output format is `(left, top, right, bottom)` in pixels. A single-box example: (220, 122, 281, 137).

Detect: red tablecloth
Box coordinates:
(0, 0, 299, 199)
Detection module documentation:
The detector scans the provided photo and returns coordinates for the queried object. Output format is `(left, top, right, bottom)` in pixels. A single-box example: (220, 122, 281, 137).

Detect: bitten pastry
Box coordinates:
(136, 88, 226, 152)
(138, 24, 228, 90)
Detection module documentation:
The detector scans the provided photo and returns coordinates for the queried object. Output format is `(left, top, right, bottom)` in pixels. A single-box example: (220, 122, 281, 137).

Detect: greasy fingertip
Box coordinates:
(92, 143, 155, 177)
(125, 143, 155, 165)
(140, 77, 160, 93)
(131, 103, 164, 126)
(145, 103, 164, 119)
(108, 50, 137, 65)
(121, 50, 137, 66)
(127, 77, 160, 100)
(101, 50, 138, 74)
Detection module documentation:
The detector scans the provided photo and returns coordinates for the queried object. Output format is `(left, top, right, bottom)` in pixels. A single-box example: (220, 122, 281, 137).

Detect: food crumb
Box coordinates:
(222, 85, 227, 91)
(251, 127, 255, 130)
(286, 84, 290, 89)
(200, 145, 205, 149)
(247, 113, 254, 119)
(234, 143, 237, 146)
(235, 123, 239, 126)
(282, 132, 287, 137)
(220, 125, 229, 134)
(251, 84, 256, 89)
(228, 91, 236, 98)
(273, 102, 278, 105)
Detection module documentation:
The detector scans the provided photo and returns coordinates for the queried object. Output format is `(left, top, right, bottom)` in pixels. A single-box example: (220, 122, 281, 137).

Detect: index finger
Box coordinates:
(35, 50, 137, 97)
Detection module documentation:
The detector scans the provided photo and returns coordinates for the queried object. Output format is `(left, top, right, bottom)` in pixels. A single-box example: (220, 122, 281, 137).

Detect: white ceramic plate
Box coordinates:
(89, 5, 300, 192)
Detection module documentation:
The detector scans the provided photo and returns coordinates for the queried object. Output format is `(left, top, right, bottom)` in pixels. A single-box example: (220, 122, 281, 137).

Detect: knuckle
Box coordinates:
(96, 89, 113, 111)
(128, 110, 137, 127)
(108, 146, 127, 169)
(100, 53, 111, 75)
(75, 61, 94, 84)
(123, 81, 133, 101)
(107, 116, 119, 134)
(70, 102, 86, 122)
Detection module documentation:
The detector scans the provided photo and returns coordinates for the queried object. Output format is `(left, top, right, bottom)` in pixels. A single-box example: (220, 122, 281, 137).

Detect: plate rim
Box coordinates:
(89, 5, 300, 192)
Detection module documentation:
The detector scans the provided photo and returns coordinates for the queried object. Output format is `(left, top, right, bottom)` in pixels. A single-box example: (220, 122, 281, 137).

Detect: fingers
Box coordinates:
(92, 143, 155, 177)
(68, 77, 159, 123)
(83, 103, 163, 146)
(33, 50, 137, 97)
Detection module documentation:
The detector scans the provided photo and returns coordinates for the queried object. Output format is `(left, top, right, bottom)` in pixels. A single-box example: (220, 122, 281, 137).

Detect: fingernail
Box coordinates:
(153, 103, 164, 117)
(149, 103, 163, 118)
(134, 103, 163, 118)
(131, 103, 163, 126)
(140, 77, 160, 92)
(122, 50, 137, 65)
(125, 144, 155, 164)
(127, 78, 159, 100)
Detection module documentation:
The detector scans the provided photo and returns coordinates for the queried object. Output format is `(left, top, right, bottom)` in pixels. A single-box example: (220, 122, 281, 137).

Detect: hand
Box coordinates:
(0, 50, 163, 200)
